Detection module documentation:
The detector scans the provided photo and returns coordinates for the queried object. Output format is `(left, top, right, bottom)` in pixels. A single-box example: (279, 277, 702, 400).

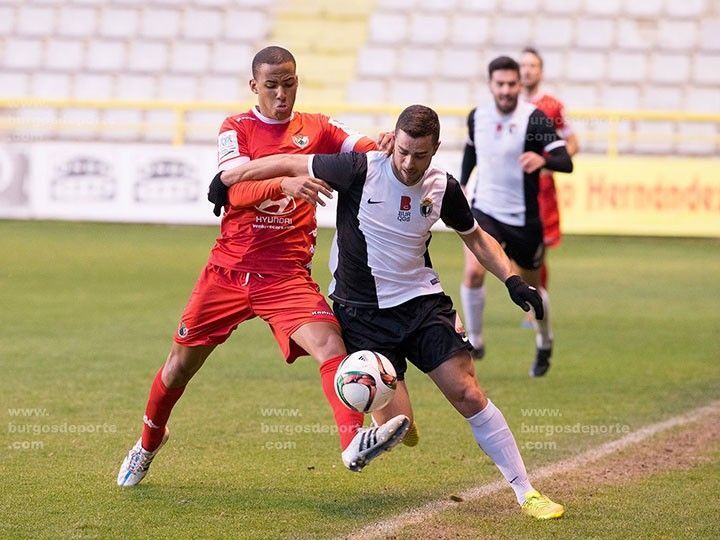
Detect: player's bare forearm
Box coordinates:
(460, 227, 513, 282)
(220, 154, 309, 186)
(566, 134, 579, 157)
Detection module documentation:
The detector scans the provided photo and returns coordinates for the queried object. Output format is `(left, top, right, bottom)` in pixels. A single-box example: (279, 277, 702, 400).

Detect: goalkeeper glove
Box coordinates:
(505, 275, 544, 320)
(208, 172, 228, 217)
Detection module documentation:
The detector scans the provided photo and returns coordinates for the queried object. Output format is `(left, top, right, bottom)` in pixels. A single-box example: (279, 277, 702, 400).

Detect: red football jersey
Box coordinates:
(209, 106, 375, 275)
(528, 93, 573, 140)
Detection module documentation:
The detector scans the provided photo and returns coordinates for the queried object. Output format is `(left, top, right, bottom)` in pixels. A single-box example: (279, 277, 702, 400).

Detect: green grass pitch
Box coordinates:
(1, 220, 718, 539)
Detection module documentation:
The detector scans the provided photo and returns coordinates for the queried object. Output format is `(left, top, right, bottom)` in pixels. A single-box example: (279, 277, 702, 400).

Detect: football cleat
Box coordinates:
(402, 420, 419, 447)
(521, 489, 565, 519)
(117, 427, 170, 487)
(342, 415, 409, 472)
(529, 347, 552, 377)
(470, 346, 485, 361)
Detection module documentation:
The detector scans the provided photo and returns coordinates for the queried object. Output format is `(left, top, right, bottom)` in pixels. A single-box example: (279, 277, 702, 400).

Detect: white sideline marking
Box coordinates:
(344, 400, 720, 540)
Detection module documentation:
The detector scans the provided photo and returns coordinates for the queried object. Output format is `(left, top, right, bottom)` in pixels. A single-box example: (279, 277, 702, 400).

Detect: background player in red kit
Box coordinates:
(117, 47, 409, 486)
(519, 47, 579, 290)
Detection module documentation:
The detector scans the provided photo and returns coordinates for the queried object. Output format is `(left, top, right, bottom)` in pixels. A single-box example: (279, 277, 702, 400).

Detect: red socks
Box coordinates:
(141, 368, 186, 452)
(320, 355, 363, 449)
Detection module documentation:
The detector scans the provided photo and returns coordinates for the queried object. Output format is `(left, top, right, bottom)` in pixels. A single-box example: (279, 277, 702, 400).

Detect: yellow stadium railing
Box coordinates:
(1, 98, 718, 156)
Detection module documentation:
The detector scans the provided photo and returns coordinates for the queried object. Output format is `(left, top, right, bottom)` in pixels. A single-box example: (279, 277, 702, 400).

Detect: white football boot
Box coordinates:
(342, 415, 410, 472)
(117, 427, 170, 487)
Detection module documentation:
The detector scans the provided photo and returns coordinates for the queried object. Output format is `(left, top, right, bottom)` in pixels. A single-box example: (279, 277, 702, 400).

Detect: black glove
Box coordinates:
(505, 275, 544, 320)
(208, 172, 229, 217)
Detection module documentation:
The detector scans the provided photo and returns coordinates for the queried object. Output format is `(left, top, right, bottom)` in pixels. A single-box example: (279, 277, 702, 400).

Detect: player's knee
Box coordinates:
(452, 381, 486, 414)
(463, 267, 485, 288)
(309, 326, 346, 361)
(163, 347, 204, 386)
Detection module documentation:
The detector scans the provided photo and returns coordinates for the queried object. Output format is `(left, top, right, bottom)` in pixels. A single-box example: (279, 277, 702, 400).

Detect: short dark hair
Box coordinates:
(488, 56, 520, 79)
(252, 46, 296, 78)
(521, 46, 544, 68)
(395, 105, 440, 144)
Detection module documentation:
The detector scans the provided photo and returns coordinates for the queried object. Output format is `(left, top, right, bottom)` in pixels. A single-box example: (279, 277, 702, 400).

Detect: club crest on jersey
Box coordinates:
(178, 321, 189, 338)
(292, 134, 310, 148)
(420, 197, 433, 218)
(255, 195, 297, 215)
(397, 195, 412, 222)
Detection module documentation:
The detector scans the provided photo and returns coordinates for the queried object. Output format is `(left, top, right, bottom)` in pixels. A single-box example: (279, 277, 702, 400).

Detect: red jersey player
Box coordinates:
(117, 47, 409, 487)
(519, 47, 578, 289)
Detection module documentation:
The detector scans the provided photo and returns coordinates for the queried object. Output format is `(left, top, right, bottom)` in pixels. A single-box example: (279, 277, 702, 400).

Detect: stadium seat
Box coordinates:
(368, 13, 408, 45)
(388, 80, 429, 105)
(181, 9, 223, 39)
(608, 52, 647, 83)
(140, 9, 182, 39)
(642, 87, 683, 111)
(86, 40, 126, 72)
(559, 83, 599, 109)
(493, 17, 532, 47)
(31, 73, 72, 99)
(665, 0, 707, 18)
(539, 50, 565, 82)
(74, 74, 114, 100)
(602, 85, 640, 110)
(501, 0, 542, 14)
(199, 75, 244, 103)
(357, 47, 398, 77)
(209, 42, 253, 75)
(145, 109, 176, 142)
(408, 14, 449, 45)
(617, 20, 655, 51)
(566, 51, 606, 82)
(98, 8, 140, 39)
(676, 122, 717, 155)
(648, 53, 690, 84)
(170, 42, 211, 74)
(59, 108, 101, 139)
(543, 0, 582, 14)
(575, 19, 615, 49)
(657, 21, 698, 51)
(625, 0, 663, 17)
(377, 0, 416, 9)
(346, 79, 387, 104)
(533, 17, 574, 48)
(127, 41, 169, 73)
(449, 15, 490, 46)
(186, 110, 227, 142)
(430, 80, 471, 107)
(684, 87, 720, 114)
(692, 53, 720, 84)
(158, 75, 198, 101)
(115, 75, 157, 100)
(100, 109, 144, 141)
(45, 40, 85, 71)
(4, 38, 45, 70)
(0, 73, 30, 98)
(632, 120, 674, 154)
(397, 47, 438, 78)
(437, 48, 482, 79)
(698, 19, 720, 52)
(582, 0, 623, 16)
(222, 10, 268, 42)
(16, 6, 55, 37)
(57, 6, 98, 38)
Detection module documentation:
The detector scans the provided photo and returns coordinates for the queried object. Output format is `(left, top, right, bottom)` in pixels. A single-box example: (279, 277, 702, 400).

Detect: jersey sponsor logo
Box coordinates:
(255, 195, 297, 215)
(218, 130, 240, 162)
(292, 134, 310, 149)
(397, 195, 412, 222)
(367, 198, 384, 204)
(420, 197, 433, 218)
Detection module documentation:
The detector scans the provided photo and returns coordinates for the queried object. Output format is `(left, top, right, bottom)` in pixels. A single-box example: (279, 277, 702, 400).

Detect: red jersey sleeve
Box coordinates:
(217, 116, 250, 172)
(228, 179, 284, 208)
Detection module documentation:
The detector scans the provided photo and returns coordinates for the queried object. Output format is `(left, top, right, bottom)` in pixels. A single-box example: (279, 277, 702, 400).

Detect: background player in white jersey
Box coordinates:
(460, 56, 573, 377)
(223, 105, 566, 520)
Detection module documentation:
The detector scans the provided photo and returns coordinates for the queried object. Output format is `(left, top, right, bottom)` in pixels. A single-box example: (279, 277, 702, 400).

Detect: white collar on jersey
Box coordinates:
(252, 106, 294, 124)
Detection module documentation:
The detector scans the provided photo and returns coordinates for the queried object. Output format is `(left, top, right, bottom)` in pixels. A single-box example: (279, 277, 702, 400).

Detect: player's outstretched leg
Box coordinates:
(117, 427, 170, 487)
(341, 414, 410, 472)
(429, 352, 564, 519)
(372, 381, 419, 447)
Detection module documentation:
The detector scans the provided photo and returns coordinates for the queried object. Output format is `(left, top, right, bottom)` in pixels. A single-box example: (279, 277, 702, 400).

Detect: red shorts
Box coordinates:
(538, 172, 561, 248)
(174, 264, 339, 362)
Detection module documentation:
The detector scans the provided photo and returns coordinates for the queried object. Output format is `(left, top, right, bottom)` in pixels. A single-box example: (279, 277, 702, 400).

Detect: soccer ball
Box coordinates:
(334, 350, 398, 413)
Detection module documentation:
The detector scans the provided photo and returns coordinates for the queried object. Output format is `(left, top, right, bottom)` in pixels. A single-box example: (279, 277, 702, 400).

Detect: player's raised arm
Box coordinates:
(220, 154, 311, 186)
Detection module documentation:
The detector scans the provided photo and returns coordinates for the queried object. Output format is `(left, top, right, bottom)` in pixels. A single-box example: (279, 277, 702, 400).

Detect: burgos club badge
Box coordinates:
(420, 197, 433, 218)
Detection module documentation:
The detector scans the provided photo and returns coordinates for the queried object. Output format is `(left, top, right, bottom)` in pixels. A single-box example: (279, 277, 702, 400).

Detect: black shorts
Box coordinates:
(472, 209, 544, 270)
(333, 293, 472, 380)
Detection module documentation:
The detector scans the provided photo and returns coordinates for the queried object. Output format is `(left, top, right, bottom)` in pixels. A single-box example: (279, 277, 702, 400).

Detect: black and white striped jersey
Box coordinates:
(309, 151, 477, 309)
(464, 101, 567, 227)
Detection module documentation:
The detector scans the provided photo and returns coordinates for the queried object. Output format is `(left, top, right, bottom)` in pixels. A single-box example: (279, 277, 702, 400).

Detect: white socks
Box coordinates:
(460, 284, 485, 349)
(533, 287, 553, 350)
(467, 399, 533, 504)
